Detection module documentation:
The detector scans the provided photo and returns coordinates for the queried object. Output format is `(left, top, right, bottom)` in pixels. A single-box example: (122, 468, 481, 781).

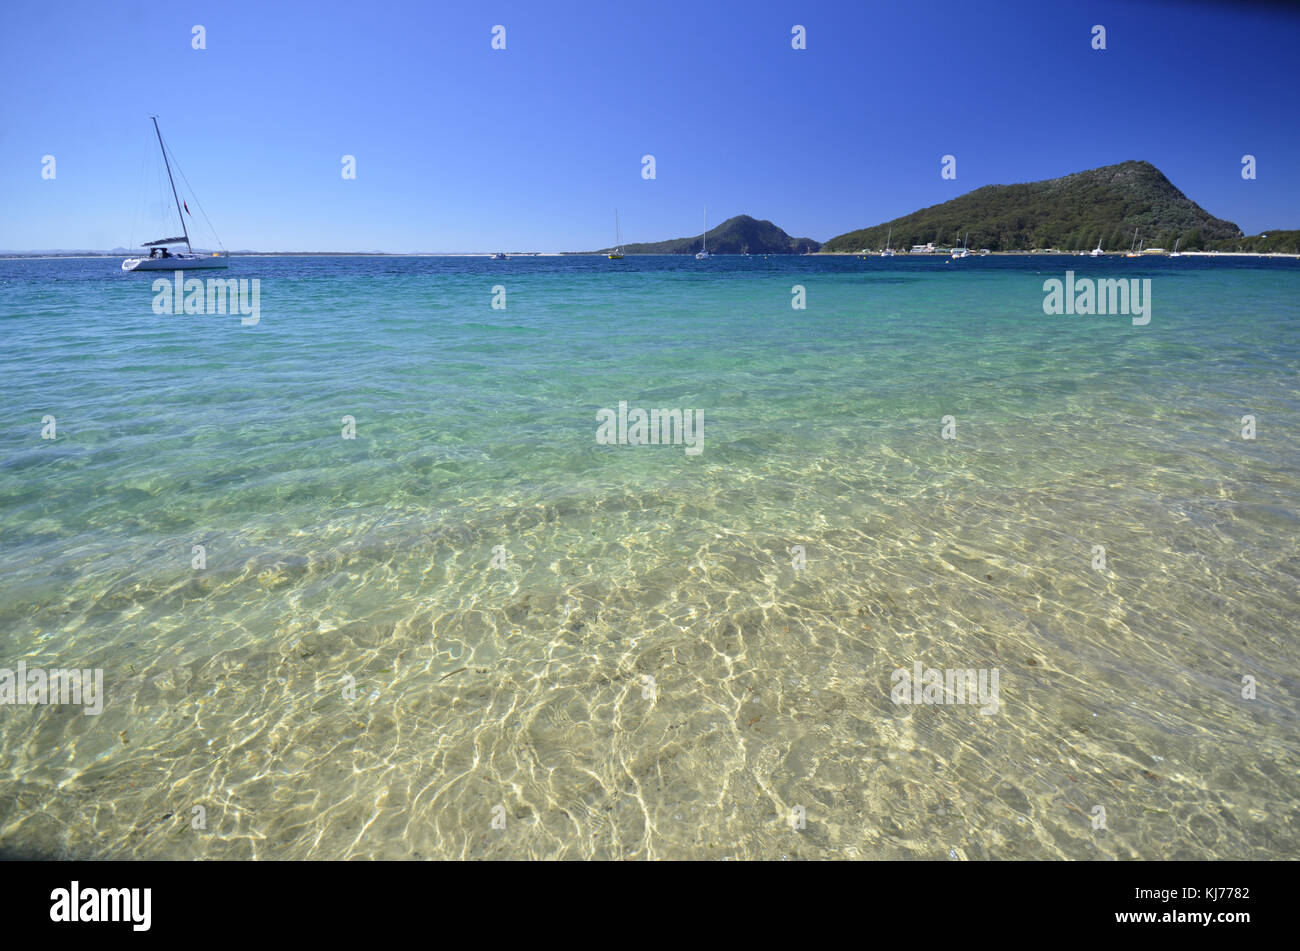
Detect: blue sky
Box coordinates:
(2, 0, 1297, 252)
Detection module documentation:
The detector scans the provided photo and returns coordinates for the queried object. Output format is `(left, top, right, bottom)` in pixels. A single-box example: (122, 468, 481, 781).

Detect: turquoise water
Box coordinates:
(1, 254, 1297, 859)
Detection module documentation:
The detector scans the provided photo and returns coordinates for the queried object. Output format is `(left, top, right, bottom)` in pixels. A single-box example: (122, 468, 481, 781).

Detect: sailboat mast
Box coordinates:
(152, 116, 191, 252)
(703, 205, 707, 254)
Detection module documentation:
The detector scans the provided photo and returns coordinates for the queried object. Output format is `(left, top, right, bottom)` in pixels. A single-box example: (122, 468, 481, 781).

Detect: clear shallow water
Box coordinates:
(1, 253, 1297, 859)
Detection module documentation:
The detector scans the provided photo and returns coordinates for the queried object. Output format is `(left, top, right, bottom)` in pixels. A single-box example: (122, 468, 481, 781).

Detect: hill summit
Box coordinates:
(592, 214, 820, 255)
(822, 161, 1243, 252)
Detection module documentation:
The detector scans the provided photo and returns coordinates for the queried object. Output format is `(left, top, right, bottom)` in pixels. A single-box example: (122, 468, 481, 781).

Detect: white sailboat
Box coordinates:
(1169, 237, 1183, 258)
(608, 210, 624, 259)
(695, 205, 711, 260)
(950, 232, 970, 258)
(122, 117, 228, 271)
(880, 226, 895, 257)
(1124, 229, 1142, 258)
(1090, 236, 1104, 257)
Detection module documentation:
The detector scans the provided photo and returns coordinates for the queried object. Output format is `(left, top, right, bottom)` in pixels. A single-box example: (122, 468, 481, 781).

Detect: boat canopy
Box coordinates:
(145, 236, 189, 247)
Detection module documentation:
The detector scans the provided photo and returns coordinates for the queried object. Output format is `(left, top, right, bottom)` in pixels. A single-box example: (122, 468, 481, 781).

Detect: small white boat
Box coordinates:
(492, 252, 508, 260)
(122, 117, 228, 272)
(1090, 238, 1104, 257)
(1169, 238, 1183, 258)
(951, 232, 970, 258)
(608, 209, 625, 259)
(695, 205, 711, 260)
(122, 247, 228, 271)
(881, 226, 895, 257)
(1124, 229, 1142, 258)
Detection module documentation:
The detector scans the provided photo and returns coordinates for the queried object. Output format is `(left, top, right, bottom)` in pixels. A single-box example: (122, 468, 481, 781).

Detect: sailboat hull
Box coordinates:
(122, 253, 229, 271)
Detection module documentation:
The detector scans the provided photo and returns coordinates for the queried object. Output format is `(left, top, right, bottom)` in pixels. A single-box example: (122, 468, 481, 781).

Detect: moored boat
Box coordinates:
(695, 205, 711, 259)
(122, 117, 228, 272)
(608, 210, 625, 259)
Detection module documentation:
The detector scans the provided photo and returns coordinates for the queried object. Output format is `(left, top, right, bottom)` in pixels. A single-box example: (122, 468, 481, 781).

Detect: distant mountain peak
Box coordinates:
(583, 214, 820, 255)
(823, 161, 1242, 252)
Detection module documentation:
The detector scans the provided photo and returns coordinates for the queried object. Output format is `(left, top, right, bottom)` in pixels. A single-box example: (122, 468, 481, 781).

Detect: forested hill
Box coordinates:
(586, 215, 820, 254)
(822, 161, 1243, 252)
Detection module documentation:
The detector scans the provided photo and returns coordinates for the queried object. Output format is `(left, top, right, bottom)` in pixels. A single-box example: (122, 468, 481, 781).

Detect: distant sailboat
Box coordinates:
(880, 226, 895, 257)
(608, 210, 625, 260)
(951, 232, 970, 258)
(695, 205, 711, 260)
(122, 117, 228, 271)
(1169, 237, 1183, 258)
(1090, 236, 1104, 257)
(1125, 229, 1142, 258)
